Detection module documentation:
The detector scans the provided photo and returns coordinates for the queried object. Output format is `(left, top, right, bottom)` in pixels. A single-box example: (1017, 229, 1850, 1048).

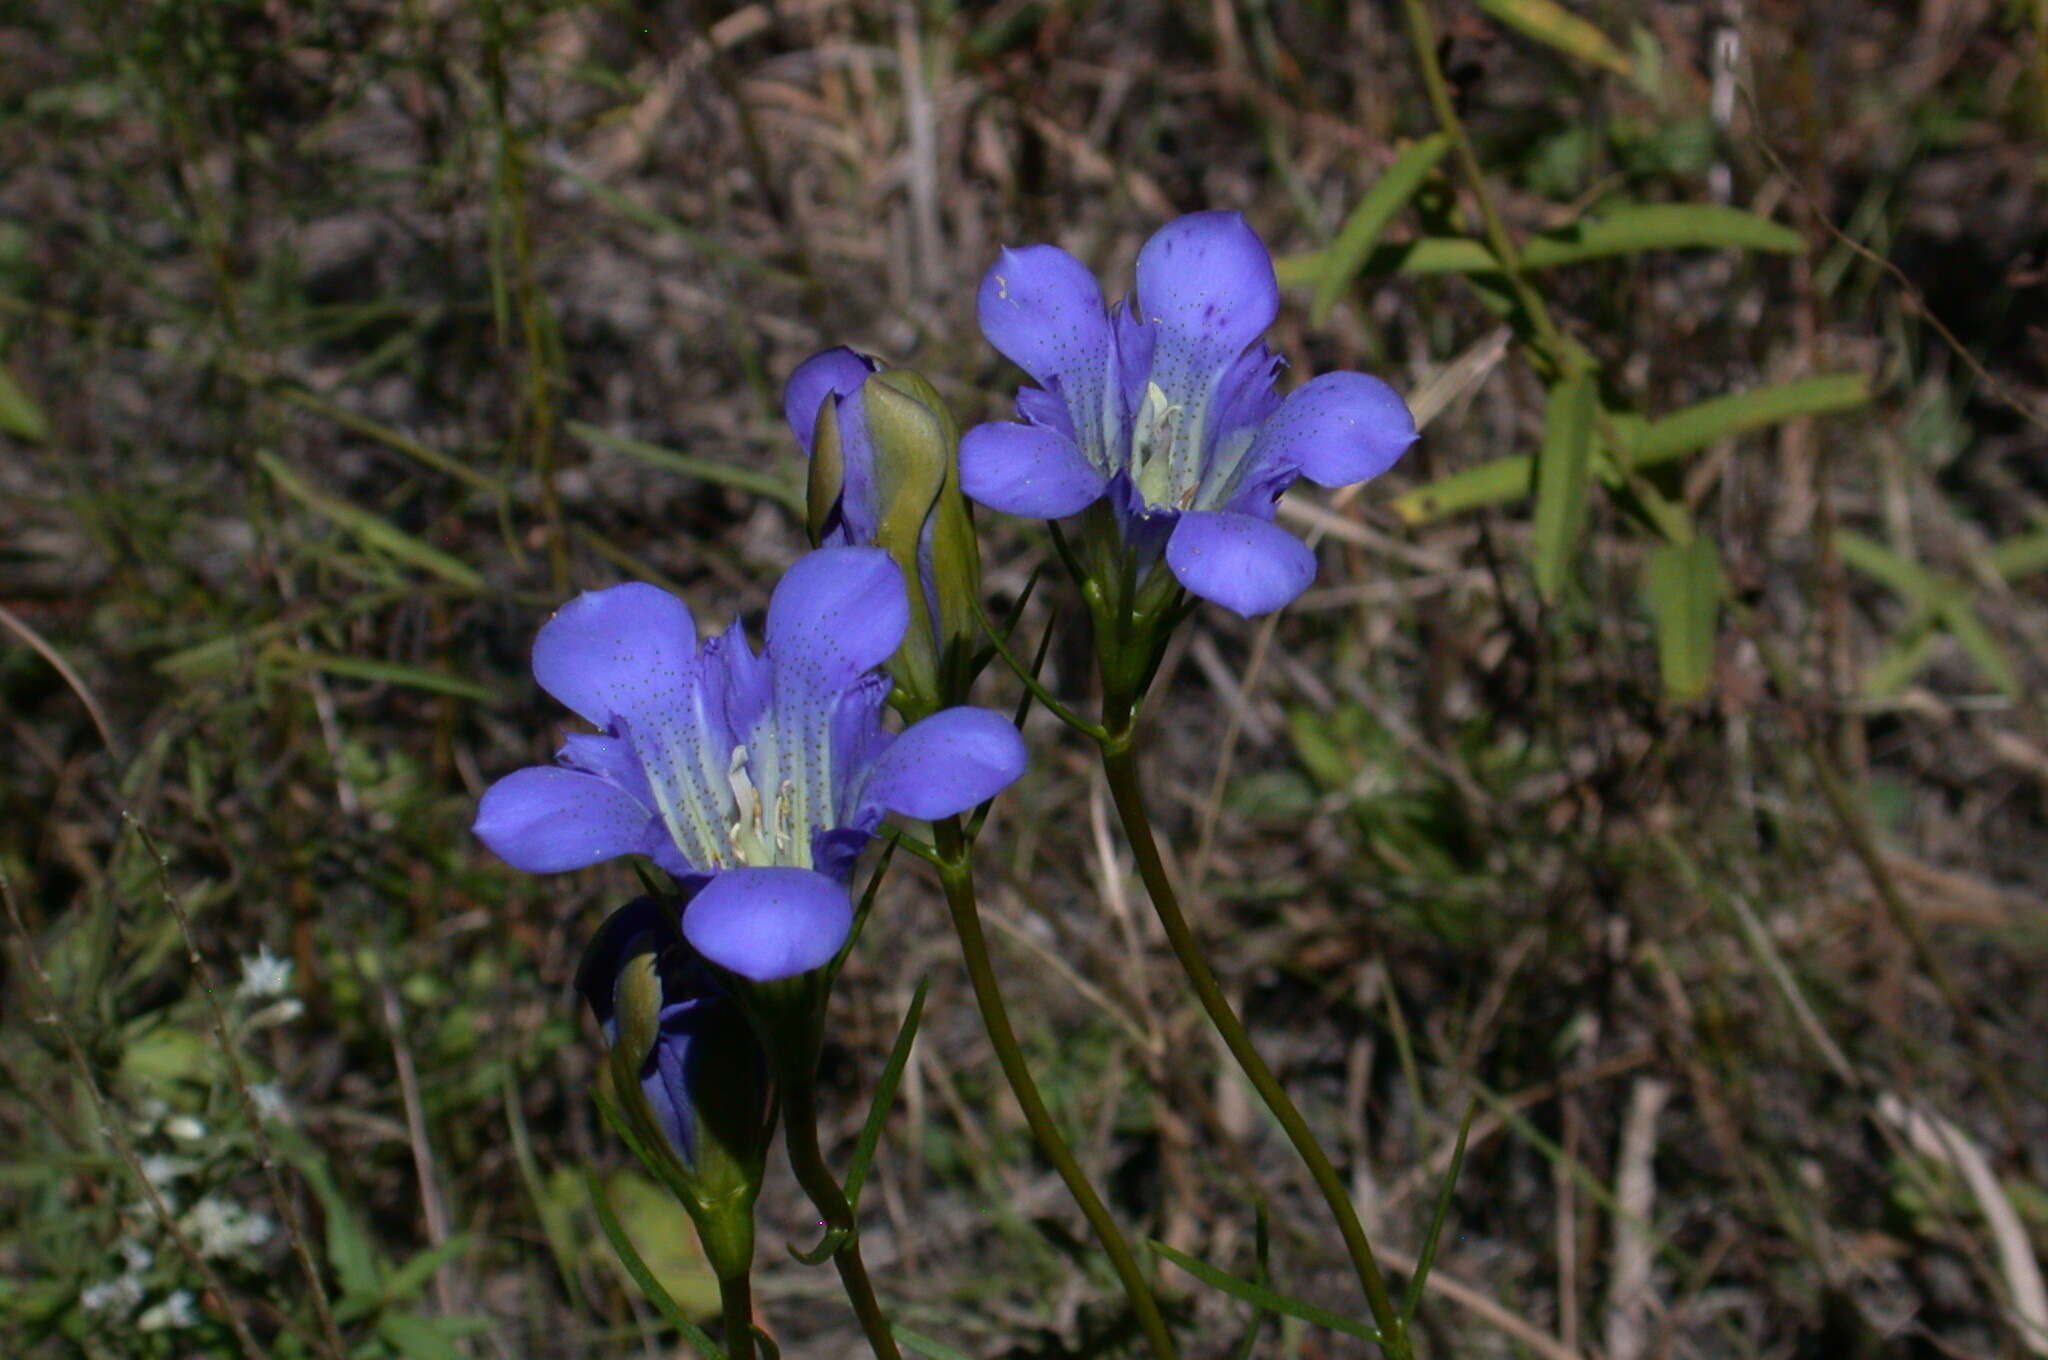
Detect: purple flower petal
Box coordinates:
(559, 732, 654, 804)
(473, 766, 660, 873)
(978, 244, 1113, 394)
(682, 867, 853, 982)
(783, 347, 878, 455)
(1164, 509, 1316, 617)
(960, 421, 1109, 518)
(1133, 212, 1278, 398)
(862, 707, 1027, 820)
(532, 583, 700, 729)
(1248, 371, 1416, 489)
(764, 546, 908, 690)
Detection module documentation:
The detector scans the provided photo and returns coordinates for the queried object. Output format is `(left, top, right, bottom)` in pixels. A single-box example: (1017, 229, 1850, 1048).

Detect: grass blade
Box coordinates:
(1148, 1239, 1381, 1342)
(0, 361, 47, 441)
(1311, 134, 1451, 326)
(1477, 0, 1631, 75)
(1632, 373, 1868, 464)
(892, 1326, 975, 1360)
(582, 1167, 725, 1359)
(1641, 535, 1727, 702)
(569, 420, 804, 514)
(256, 451, 484, 591)
(1277, 204, 1806, 287)
(1402, 1098, 1478, 1325)
(1532, 373, 1597, 602)
(1393, 374, 1870, 524)
(843, 974, 930, 1211)
(275, 651, 498, 704)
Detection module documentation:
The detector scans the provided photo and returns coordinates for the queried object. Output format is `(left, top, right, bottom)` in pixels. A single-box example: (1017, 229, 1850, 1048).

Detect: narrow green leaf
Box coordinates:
(278, 1134, 382, 1303)
(893, 1326, 976, 1360)
(1988, 526, 2048, 581)
(1632, 373, 1868, 465)
(1836, 533, 2019, 698)
(1402, 1099, 1478, 1324)
(275, 650, 496, 703)
(1393, 375, 1871, 525)
(1477, 0, 1631, 74)
(569, 420, 804, 514)
(1275, 204, 1807, 288)
(1937, 598, 2021, 698)
(1867, 620, 1941, 696)
(1148, 1239, 1382, 1342)
(381, 1232, 476, 1305)
(0, 363, 47, 442)
(1226, 1203, 1276, 1360)
(844, 975, 930, 1211)
(1387, 456, 1532, 526)
(1311, 134, 1451, 326)
(1642, 536, 1726, 702)
(1532, 373, 1597, 602)
(256, 451, 484, 590)
(378, 1311, 465, 1360)
(1834, 531, 1943, 604)
(583, 1167, 725, 1359)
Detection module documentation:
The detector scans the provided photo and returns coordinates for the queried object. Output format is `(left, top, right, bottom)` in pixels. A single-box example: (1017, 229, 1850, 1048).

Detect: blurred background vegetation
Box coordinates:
(3, 0, 2046, 1356)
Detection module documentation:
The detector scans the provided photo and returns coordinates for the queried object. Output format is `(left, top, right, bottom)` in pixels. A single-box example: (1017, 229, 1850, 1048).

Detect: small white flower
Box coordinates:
(237, 945, 293, 1002)
(80, 1275, 143, 1315)
(248, 1082, 289, 1123)
(164, 1115, 207, 1142)
(139, 1153, 193, 1187)
(182, 1196, 274, 1259)
(117, 1241, 154, 1274)
(138, 1290, 198, 1332)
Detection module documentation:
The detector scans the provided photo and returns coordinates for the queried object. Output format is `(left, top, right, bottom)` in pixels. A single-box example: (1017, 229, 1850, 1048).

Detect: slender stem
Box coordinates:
(719, 1272, 757, 1360)
(781, 1074, 904, 1360)
(973, 597, 1108, 739)
(1097, 736, 1410, 1358)
(933, 817, 1181, 1359)
(1397, 0, 1582, 380)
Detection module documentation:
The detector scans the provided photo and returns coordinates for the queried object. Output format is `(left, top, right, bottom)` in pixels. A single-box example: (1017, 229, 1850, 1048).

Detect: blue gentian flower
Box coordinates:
(473, 547, 1027, 982)
(960, 210, 1417, 617)
(576, 896, 772, 1185)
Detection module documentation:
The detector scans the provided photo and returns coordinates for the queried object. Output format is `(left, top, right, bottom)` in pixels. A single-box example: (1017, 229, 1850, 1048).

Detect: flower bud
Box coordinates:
(785, 350, 984, 714)
(577, 897, 774, 1281)
(862, 369, 981, 711)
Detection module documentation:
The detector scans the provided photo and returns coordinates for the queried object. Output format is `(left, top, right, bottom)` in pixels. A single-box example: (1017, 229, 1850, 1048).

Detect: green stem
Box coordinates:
(781, 1071, 904, 1360)
(1397, 0, 1583, 381)
(933, 817, 1181, 1359)
(1097, 736, 1410, 1358)
(719, 1272, 757, 1360)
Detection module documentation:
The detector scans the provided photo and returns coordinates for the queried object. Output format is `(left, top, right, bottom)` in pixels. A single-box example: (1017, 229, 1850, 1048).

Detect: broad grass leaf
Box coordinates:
(1275, 204, 1806, 288)
(1393, 374, 1870, 525)
(1311, 134, 1451, 326)
(1642, 535, 1726, 702)
(1477, 0, 1630, 74)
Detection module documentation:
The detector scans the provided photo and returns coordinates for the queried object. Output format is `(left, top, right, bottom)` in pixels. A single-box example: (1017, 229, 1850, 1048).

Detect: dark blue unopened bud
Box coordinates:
(578, 897, 774, 1281)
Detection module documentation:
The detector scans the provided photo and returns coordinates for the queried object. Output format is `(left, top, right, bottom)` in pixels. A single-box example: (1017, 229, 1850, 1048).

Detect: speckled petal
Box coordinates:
(959, 421, 1109, 518)
(531, 583, 699, 730)
(682, 867, 853, 982)
(473, 766, 661, 873)
(1164, 509, 1316, 618)
(1246, 371, 1416, 489)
